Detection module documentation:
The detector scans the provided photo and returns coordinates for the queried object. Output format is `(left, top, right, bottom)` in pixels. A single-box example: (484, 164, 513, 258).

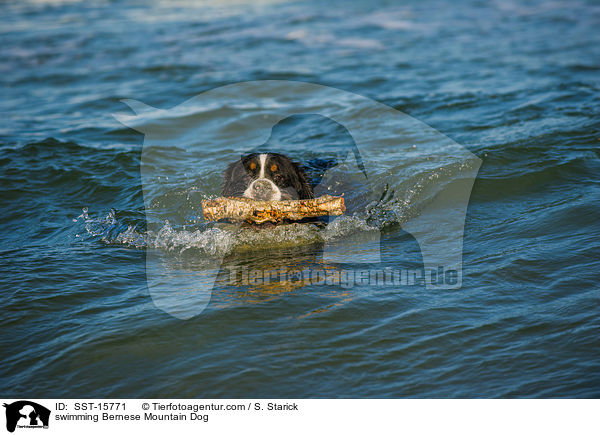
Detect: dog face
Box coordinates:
(222, 153, 313, 201)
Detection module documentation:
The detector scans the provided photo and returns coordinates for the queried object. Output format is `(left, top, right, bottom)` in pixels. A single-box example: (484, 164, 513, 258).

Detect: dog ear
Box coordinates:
(222, 160, 242, 196)
(291, 162, 314, 199)
(222, 157, 254, 197)
(224, 160, 241, 180)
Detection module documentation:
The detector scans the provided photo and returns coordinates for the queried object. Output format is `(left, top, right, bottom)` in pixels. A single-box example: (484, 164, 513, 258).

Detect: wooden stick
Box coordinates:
(202, 194, 345, 224)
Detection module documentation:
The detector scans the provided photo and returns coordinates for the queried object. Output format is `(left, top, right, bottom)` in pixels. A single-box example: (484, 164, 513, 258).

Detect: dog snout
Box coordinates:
(251, 179, 276, 200)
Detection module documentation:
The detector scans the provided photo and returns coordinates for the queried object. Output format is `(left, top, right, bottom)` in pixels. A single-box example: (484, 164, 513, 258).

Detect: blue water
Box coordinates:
(1, 0, 599, 398)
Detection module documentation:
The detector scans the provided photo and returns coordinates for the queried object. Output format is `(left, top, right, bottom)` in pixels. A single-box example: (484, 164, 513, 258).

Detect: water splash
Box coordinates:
(75, 204, 396, 257)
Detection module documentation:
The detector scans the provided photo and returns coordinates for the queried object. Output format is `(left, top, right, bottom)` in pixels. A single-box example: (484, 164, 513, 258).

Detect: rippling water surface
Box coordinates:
(1, 0, 599, 398)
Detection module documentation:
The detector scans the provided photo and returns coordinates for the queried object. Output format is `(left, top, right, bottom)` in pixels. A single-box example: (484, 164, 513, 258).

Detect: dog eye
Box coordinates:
(270, 164, 278, 172)
(249, 162, 257, 170)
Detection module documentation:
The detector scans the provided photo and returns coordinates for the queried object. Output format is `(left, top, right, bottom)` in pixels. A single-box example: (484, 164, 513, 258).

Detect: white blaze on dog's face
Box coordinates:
(222, 152, 314, 201)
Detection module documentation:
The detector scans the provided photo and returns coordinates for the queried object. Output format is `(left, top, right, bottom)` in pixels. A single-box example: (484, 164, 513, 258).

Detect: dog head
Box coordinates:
(222, 152, 313, 201)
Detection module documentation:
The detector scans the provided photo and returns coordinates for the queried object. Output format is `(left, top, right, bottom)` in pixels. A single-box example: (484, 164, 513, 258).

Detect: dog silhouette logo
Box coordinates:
(3, 401, 50, 433)
(115, 80, 481, 319)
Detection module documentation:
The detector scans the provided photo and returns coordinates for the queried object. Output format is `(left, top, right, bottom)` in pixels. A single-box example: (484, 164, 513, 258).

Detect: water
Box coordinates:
(1, 0, 599, 398)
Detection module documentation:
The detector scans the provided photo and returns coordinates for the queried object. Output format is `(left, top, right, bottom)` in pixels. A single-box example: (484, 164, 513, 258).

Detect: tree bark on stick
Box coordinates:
(202, 194, 345, 224)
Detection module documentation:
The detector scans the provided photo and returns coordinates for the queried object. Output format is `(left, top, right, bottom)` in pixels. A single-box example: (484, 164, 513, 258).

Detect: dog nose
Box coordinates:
(252, 179, 275, 200)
